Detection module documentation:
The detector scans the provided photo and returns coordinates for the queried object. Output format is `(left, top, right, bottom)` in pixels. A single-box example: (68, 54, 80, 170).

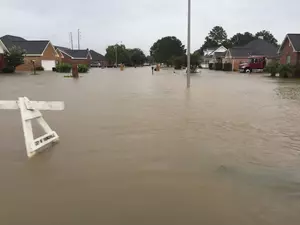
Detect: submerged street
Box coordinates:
(1, 68, 300, 225)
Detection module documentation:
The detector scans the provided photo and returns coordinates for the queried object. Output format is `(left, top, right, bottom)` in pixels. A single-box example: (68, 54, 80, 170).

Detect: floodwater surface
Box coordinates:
(1, 68, 300, 225)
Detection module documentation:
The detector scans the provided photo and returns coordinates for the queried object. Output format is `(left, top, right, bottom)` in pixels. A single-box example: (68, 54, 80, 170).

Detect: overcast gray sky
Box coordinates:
(1, 0, 299, 55)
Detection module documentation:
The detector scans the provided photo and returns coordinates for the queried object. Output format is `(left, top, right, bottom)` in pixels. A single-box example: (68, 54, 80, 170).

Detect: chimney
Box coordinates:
(258, 36, 264, 40)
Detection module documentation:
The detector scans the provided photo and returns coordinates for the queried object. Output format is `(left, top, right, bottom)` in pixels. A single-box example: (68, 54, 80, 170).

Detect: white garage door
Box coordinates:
(41, 60, 56, 71)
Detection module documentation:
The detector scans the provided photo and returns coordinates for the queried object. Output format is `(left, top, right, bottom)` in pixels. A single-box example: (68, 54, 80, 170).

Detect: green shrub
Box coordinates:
(2, 67, 15, 73)
(35, 66, 44, 71)
(264, 61, 279, 77)
(292, 65, 300, 77)
(278, 64, 292, 78)
(56, 63, 72, 73)
(223, 63, 232, 71)
(78, 64, 89, 73)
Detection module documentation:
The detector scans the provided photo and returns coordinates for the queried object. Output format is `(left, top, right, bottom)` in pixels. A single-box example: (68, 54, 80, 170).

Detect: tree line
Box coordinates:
(198, 26, 278, 55)
(105, 44, 147, 66)
(104, 26, 279, 68)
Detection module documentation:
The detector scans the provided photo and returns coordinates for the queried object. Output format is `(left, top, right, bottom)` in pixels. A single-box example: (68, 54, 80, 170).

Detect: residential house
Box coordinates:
(224, 38, 278, 71)
(56, 46, 92, 66)
(90, 50, 108, 67)
(278, 34, 300, 65)
(0, 35, 59, 71)
(0, 39, 6, 70)
(202, 46, 227, 68)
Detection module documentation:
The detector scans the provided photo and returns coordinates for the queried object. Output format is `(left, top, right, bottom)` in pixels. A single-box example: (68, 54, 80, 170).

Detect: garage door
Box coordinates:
(41, 60, 56, 71)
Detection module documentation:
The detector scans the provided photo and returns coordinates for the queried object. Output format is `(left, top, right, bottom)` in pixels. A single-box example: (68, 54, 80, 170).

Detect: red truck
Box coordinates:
(239, 56, 266, 73)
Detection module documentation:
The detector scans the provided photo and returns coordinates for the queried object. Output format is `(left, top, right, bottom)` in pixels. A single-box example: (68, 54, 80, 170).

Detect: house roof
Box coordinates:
(244, 39, 278, 57)
(0, 35, 50, 55)
(287, 34, 300, 51)
(229, 47, 252, 58)
(90, 50, 106, 61)
(278, 34, 300, 53)
(228, 39, 278, 58)
(56, 46, 91, 59)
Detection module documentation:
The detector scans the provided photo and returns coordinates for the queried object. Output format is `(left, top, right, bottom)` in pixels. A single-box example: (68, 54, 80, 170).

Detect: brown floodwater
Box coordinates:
(1, 68, 300, 225)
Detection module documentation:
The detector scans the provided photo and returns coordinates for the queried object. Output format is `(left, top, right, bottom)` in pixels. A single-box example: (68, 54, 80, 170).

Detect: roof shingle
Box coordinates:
(287, 34, 300, 52)
(90, 50, 106, 61)
(0, 35, 49, 54)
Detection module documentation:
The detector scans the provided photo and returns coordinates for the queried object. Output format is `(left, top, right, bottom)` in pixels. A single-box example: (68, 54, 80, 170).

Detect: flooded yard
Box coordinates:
(1, 68, 300, 225)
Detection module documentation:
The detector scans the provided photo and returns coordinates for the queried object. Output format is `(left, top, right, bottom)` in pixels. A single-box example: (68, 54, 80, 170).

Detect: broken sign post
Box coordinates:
(0, 97, 64, 158)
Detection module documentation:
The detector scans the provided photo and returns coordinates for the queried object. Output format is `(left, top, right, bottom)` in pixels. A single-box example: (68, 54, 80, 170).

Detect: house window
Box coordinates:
(286, 55, 291, 64)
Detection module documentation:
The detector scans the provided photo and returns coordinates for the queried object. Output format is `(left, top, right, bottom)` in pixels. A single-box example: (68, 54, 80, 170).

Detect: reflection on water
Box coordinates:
(1, 69, 300, 225)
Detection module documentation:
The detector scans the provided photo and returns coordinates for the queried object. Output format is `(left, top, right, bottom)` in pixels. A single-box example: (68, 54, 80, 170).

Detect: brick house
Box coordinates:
(0, 35, 59, 71)
(56, 46, 92, 66)
(90, 50, 108, 67)
(278, 34, 300, 65)
(224, 38, 278, 71)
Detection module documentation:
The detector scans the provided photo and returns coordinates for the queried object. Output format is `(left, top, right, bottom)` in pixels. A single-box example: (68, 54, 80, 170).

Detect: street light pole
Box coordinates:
(187, 0, 191, 88)
(115, 45, 118, 67)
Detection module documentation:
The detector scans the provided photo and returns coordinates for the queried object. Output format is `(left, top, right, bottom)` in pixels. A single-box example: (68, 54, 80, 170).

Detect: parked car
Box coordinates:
(90, 62, 101, 68)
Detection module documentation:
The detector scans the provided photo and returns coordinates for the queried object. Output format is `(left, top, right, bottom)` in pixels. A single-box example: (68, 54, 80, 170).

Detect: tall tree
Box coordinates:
(230, 32, 255, 46)
(198, 26, 228, 55)
(105, 44, 130, 65)
(150, 36, 185, 63)
(128, 48, 146, 66)
(146, 55, 154, 64)
(255, 30, 278, 46)
(208, 26, 228, 46)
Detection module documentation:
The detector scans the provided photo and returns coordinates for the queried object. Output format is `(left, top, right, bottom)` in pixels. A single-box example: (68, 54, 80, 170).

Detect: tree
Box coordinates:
(4, 46, 25, 72)
(208, 26, 228, 46)
(150, 36, 185, 63)
(197, 26, 229, 55)
(146, 55, 154, 64)
(105, 44, 129, 65)
(105, 45, 146, 66)
(128, 48, 146, 66)
(230, 32, 255, 47)
(255, 30, 278, 46)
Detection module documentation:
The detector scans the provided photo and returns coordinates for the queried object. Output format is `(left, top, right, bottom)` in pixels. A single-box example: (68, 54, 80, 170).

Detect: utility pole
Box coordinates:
(70, 32, 74, 50)
(187, 0, 191, 88)
(115, 41, 122, 67)
(115, 45, 118, 67)
(78, 29, 81, 50)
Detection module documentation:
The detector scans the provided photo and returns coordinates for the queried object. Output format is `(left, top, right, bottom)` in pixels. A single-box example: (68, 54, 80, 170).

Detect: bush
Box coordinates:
(264, 61, 279, 77)
(2, 67, 15, 73)
(223, 63, 232, 71)
(214, 63, 223, 71)
(292, 65, 300, 77)
(278, 64, 292, 78)
(56, 63, 72, 73)
(35, 66, 44, 71)
(78, 64, 89, 73)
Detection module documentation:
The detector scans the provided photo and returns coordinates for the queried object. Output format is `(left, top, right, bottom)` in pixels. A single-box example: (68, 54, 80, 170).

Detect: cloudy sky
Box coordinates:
(1, 0, 299, 55)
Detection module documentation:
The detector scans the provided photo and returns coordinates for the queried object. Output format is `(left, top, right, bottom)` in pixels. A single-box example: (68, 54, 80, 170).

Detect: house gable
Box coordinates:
(278, 34, 300, 53)
(213, 46, 227, 53)
(40, 41, 57, 60)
